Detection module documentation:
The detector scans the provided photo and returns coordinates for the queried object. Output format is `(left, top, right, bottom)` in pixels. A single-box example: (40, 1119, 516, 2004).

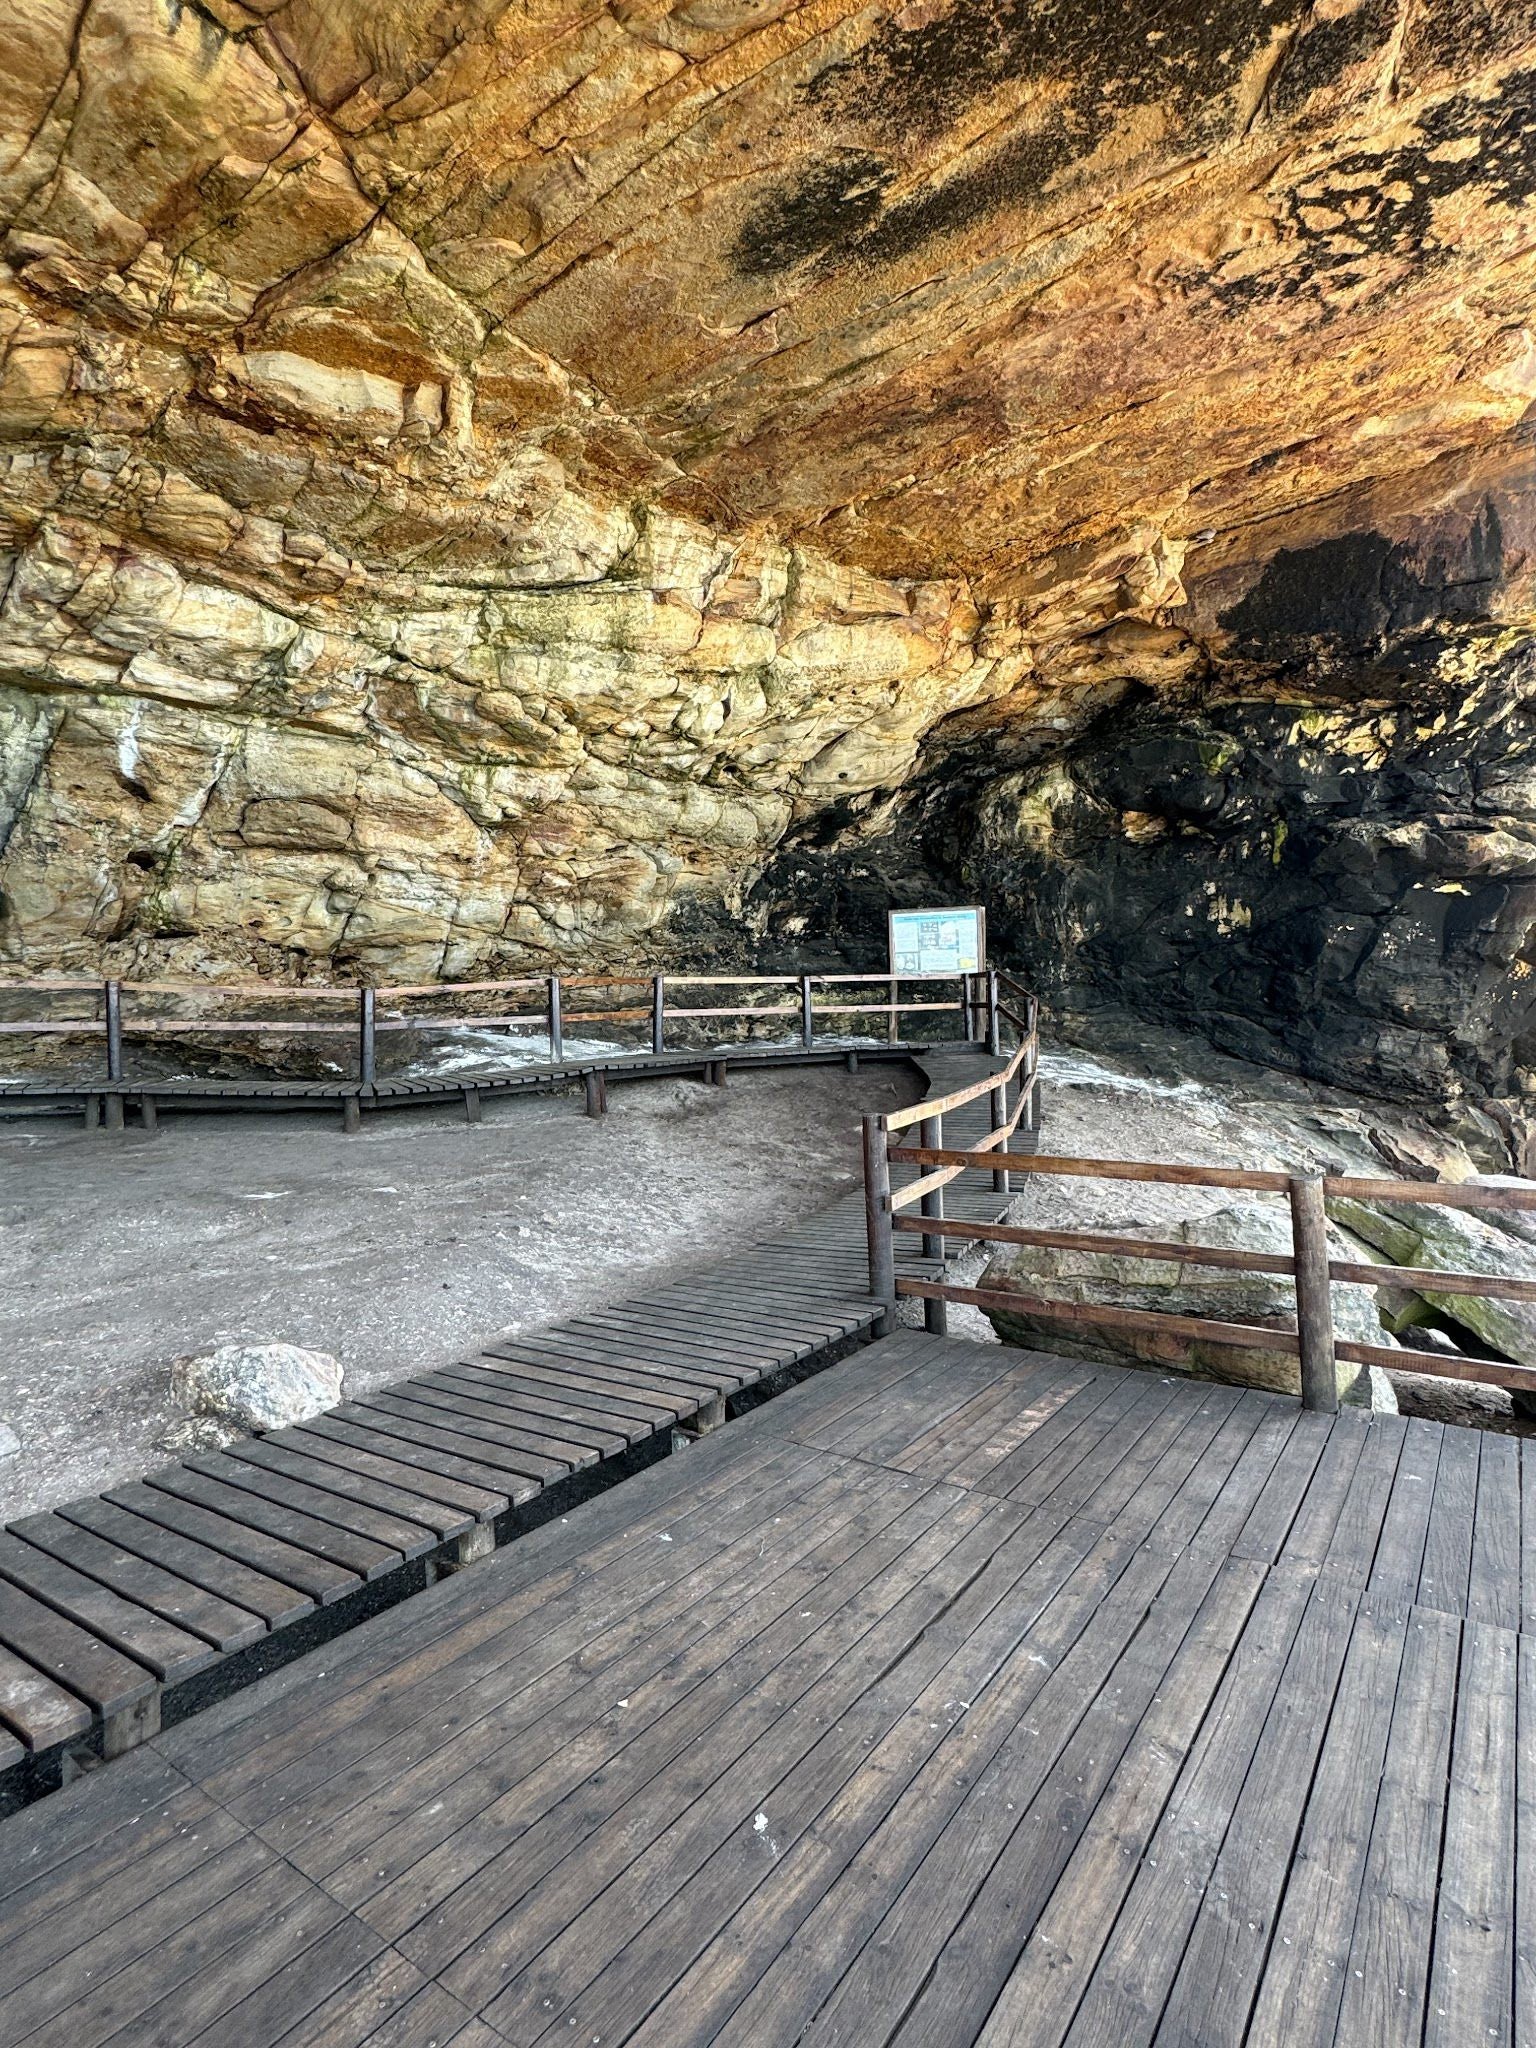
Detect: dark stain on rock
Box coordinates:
(1210, 65, 1536, 314)
(731, 151, 892, 275)
(1270, 0, 1396, 117)
(1220, 510, 1506, 666)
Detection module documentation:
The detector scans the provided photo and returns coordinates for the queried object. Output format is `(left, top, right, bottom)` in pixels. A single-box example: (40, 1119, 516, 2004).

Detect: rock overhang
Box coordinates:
(2, 0, 1536, 1115)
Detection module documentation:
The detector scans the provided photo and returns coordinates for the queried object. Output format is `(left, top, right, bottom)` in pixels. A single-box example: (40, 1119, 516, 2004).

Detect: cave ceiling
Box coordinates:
(3, 0, 1536, 1074)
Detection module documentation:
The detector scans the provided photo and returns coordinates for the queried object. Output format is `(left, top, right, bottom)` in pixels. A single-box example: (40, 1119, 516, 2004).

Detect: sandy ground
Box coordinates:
(3, 1024, 1528, 1524)
(0, 1062, 918, 1521)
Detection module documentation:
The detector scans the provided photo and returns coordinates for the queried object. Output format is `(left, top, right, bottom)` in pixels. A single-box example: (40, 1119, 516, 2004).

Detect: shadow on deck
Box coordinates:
(2, 1327, 1529, 2046)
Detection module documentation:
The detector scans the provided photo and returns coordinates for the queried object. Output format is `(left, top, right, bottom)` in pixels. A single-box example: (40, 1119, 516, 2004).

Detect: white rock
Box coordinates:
(171, 1342, 343, 1433)
(0, 1422, 19, 1459)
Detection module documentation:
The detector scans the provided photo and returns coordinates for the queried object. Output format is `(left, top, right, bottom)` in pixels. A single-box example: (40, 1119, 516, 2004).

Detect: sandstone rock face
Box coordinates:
(2, 2, 1536, 1110)
(170, 1341, 343, 1433)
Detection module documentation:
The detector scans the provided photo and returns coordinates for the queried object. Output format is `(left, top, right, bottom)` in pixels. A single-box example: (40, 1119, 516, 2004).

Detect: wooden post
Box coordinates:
(987, 969, 1002, 1057)
(1289, 1172, 1338, 1412)
(920, 1111, 948, 1334)
(547, 976, 563, 1061)
(342, 1094, 361, 1133)
(991, 1082, 1010, 1196)
(651, 975, 665, 1055)
(104, 979, 123, 1082)
(358, 986, 376, 1087)
(583, 1069, 608, 1117)
(862, 1115, 896, 1337)
(959, 976, 973, 1044)
(800, 975, 814, 1051)
(887, 973, 898, 1045)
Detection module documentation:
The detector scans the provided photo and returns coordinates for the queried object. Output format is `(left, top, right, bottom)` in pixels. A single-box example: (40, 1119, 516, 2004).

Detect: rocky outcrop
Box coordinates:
(3, 1, 1536, 1113)
(978, 1200, 1392, 1405)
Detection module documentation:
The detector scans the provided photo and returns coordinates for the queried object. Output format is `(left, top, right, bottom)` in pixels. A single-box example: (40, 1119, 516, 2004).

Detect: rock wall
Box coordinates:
(2, 0, 1536, 1109)
(955, 457, 1536, 1115)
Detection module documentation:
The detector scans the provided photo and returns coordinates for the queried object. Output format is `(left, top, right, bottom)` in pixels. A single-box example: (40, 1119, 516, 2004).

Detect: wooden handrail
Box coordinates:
(891, 1146, 1294, 1191)
(885, 1035, 1034, 1132)
(865, 1053, 1536, 1407)
(1, 954, 1017, 1088)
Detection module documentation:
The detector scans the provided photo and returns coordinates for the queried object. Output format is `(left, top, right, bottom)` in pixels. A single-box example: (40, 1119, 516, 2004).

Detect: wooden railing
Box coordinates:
(862, 1056, 1536, 1409)
(0, 964, 1007, 1084)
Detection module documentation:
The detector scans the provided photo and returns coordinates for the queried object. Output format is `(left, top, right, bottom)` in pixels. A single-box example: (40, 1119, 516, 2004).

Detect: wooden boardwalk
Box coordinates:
(0, 1052, 1019, 1791)
(1, 1328, 1530, 2045)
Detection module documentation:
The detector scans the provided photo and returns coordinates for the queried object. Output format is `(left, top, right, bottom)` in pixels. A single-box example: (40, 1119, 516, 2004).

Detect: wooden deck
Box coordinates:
(1, 1328, 1529, 2045)
(0, 1051, 1022, 1791)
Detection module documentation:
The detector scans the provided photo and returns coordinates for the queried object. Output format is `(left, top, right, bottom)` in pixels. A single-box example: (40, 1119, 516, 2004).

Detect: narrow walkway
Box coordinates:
(0, 1052, 1022, 1797)
(2, 1330, 1529, 2046)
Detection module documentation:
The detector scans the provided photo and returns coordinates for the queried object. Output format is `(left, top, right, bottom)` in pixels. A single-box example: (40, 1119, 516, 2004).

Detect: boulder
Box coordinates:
(980, 1201, 1392, 1407)
(170, 1342, 343, 1434)
(1327, 1190, 1536, 1412)
(0, 1421, 18, 1460)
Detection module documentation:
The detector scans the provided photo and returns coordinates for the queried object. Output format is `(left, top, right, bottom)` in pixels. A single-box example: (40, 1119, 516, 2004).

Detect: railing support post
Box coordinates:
(104, 979, 123, 1083)
(652, 975, 665, 1055)
(358, 986, 376, 1088)
(1289, 1172, 1338, 1413)
(547, 976, 563, 1062)
(800, 975, 814, 1052)
(920, 1112, 948, 1335)
(987, 968, 1001, 1058)
(991, 1082, 1010, 1196)
(862, 1115, 897, 1338)
(959, 976, 973, 1045)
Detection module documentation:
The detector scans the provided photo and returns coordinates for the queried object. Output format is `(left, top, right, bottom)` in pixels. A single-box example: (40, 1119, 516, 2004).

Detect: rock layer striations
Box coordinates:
(1, 0, 1535, 1110)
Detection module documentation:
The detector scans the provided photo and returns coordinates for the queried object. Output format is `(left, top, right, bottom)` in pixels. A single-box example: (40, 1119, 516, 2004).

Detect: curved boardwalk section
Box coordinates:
(0, 1054, 1018, 1802)
(1, 1329, 1530, 2045)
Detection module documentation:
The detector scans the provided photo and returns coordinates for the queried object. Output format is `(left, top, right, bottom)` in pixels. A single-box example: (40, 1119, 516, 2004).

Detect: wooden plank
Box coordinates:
(302, 1469, 929, 1914)
(5, 1513, 266, 1653)
(143, 1465, 402, 1581)
(56, 1496, 314, 1630)
(444, 1359, 663, 1441)
(1227, 1597, 1411, 2048)
(558, 1316, 755, 1387)
(1364, 1417, 1442, 1607)
(480, 1341, 695, 1418)
(0, 1829, 265, 2040)
(223, 1439, 476, 1543)
(103, 1481, 362, 1607)
(851, 1549, 1224, 2047)
(352, 1386, 589, 1474)
(1424, 1619, 1518, 2048)
(19, 1856, 335, 2048)
(1316, 1416, 1406, 1591)
(181, 1452, 443, 1562)
(1468, 1432, 1523, 1631)
(0, 1576, 155, 1721)
(332, 1398, 568, 1486)
(1330, 1603, 1460, 2046)
(426, 1493, 1020, 2013)
(270, 1424, 508, 1523)
(0, 1532, 217, 1685)
(292, 1416, 528, 1508)
(1418, 1423, 1481, 1618)
(0, 1640, 92, 1748)
(1042, 1566, 1316, 2048)
(955, 1559, 1268, 2048)
(411, 1370, 631, 1455)
(466, 1350, 678, 1425)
